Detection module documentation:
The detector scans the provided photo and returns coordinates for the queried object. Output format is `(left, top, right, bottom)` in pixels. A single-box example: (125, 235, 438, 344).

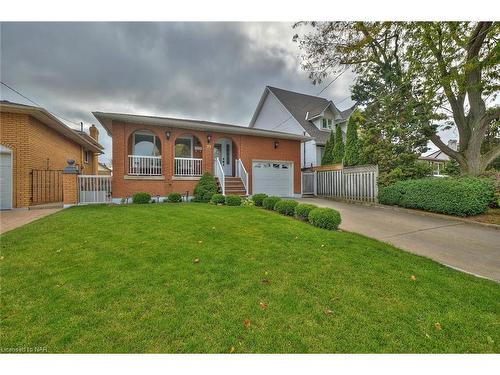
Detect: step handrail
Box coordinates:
(214, 157, 225, 195)
(235, 159, 249, 195)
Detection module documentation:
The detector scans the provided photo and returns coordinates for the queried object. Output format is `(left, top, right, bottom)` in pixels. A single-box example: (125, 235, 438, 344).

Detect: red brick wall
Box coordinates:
(0, 111, 99, 207)
(111, 120, 302, 198)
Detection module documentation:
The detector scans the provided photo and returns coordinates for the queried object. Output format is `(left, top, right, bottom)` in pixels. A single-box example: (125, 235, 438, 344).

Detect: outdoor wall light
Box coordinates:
(274, 140, 279, 149)
(207, 134, 212, 144)
(165, 130, 171, 140)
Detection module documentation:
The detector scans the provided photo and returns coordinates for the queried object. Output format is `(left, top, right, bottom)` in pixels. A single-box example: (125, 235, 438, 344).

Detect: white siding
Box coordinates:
(301, 140, 317, 168)
(252, 92, 304, 135)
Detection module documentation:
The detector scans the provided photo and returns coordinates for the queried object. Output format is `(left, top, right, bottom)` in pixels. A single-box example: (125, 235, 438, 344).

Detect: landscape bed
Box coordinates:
(0, 204, 499, 353)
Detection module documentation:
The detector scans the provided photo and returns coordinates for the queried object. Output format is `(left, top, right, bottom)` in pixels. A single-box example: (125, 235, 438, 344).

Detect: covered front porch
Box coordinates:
(126, 130, 248, 194)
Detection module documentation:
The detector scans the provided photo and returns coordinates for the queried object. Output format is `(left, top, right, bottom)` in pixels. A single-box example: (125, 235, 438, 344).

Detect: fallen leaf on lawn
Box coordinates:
(0, 256, 4, 260)
(198, 240, 203, 244)
(230, 346, 235, 353)
(410, 275, 416, 281)
(434, 322, 442, 331)
(194, 258, 200, 264)
(324, 308, 333, 315)
(294, 236, 298, 240)
(265, 271, 268, 275)
(261, 279, 271, 285)
(259, 302, 268, 309)
(56, 249, 62, 253)
(243, 319, 250, 328)
(321, 244, 325, 247)
(487, 336, 494, 344)
(425, 333, 430, 339)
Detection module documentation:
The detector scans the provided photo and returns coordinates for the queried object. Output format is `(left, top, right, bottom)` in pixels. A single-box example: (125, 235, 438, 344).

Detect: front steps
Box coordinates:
(217, 176, 247, 196)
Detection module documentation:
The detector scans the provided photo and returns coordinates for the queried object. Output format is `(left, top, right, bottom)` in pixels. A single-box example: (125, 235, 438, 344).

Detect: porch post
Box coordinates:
(62, 159, 79, 208)
(205, 133, 214, 174)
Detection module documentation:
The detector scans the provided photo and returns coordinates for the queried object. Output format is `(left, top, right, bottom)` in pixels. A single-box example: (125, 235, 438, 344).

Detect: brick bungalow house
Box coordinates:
(0, 101, 104, 209)
(92, 111, 309, 201)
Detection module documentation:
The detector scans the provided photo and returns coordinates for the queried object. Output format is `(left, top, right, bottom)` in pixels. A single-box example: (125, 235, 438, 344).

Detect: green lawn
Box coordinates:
(1, 204, 499, 353)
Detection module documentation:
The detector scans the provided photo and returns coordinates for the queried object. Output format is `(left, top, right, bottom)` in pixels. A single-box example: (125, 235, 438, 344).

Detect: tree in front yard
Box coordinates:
(332, 124, 344, 164)
(344, 109, 363, 166)
(321, 129, 336, 165)
(293, 22, 500, 175)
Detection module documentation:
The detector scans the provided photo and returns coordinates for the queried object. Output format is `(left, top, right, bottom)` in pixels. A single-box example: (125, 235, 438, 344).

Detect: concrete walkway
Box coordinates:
(296, 198, 500, 282)
(0, 208, 62, 234)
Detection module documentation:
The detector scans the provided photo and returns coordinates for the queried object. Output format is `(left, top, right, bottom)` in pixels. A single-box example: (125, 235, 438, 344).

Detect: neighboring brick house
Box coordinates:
(0, 101, 104, 209)
(93, 111, 309, 200)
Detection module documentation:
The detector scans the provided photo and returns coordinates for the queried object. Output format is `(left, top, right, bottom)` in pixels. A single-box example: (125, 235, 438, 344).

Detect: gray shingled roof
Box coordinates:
(266, 86, 355, 145)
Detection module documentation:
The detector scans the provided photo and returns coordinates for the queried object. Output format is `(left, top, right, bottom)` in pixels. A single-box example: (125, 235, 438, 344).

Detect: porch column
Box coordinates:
(205, 133, 214, 174)
(62, 159, 79, 208)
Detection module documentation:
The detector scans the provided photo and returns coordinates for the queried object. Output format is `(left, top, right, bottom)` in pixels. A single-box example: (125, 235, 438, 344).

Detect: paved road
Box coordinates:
(0, 208, 62, 234)
(296, 198, 500, 282)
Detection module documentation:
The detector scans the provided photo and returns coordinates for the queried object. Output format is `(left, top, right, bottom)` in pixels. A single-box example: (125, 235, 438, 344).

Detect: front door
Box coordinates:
(214, 139, 232, 176)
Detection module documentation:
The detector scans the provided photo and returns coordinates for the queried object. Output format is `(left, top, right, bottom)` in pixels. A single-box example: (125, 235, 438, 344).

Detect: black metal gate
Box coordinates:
(30, 169, 63, 205)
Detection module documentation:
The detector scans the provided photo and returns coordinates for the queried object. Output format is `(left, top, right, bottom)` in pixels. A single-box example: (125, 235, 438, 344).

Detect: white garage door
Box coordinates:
(252, 161, 293, 197)
(0, 148, 13, 210)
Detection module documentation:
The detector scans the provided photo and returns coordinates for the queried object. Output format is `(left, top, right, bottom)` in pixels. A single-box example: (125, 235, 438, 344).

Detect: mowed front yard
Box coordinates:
(1, 204, 499, 353)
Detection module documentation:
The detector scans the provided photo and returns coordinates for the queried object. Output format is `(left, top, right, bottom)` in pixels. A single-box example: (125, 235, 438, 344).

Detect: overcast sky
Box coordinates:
(0, 22, 359, 163)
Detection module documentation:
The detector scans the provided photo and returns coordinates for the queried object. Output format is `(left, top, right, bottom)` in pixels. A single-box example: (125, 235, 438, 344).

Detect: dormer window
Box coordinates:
(321, 118, 333, 130)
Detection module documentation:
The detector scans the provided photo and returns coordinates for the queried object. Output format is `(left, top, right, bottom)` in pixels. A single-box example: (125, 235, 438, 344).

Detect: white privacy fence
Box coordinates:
(303, 165, 378, 203)
(78, 175, 112, 204)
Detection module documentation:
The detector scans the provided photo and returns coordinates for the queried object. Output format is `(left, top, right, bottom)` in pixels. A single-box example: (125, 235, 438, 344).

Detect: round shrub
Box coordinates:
(132, 192, 151, 204)
(308, 207, 342, 230)
(274, 199, 299, 216)
(252, 193, 268, 207)
(262, 196, 281, 210)
(193, 172, 219, 202)
(211, 193, 225, 205)
(168, 192, 182, 203)
(294, 203, 317, 220)
(225, 195, 242, 206)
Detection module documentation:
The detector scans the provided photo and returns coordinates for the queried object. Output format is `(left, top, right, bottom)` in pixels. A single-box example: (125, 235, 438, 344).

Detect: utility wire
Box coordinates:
(0, 81, 82, 128)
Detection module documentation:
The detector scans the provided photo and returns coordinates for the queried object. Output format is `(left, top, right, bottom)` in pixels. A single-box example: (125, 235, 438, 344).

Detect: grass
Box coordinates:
(465, 208, 500, 226)
(1, 203, 499, 353)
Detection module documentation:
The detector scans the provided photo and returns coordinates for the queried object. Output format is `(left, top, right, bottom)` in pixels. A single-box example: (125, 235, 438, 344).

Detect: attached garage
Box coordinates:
(0, 145, 13, 210)
(252, 160, 293, 197)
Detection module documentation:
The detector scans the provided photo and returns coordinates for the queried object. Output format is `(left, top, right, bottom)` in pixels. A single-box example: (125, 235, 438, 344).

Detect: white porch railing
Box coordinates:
(128, 155, 162, 176)
(214, 157, 225, 195)
(174, 157, 203, 176)
(235, 159, 248, 195)
(78, 175, 112, 204)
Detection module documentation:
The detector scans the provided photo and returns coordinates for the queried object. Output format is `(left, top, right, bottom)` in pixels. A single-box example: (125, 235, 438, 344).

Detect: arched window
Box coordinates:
(132, 131, 161, 156)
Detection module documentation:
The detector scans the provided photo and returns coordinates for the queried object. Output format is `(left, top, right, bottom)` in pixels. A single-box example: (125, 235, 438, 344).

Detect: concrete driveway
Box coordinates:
(0, 208, 62, 234)
(296, 198, 500, 282)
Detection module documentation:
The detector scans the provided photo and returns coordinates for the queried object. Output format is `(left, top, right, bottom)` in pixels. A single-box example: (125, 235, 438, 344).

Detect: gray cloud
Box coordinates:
(0, 22, 356, 162)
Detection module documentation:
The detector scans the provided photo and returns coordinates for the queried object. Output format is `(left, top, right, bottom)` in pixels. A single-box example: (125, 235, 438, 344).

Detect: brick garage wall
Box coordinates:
(1, 112, 30, 207)
(0, 112, 99, 207)
(111, 120, 302, 198)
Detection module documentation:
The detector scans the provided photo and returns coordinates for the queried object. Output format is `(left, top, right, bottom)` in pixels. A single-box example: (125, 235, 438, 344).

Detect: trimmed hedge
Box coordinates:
(211, 193, 226, 205)
(225, 195, 242, 206)
(308, 207, 342, 230)
(167, 192, 182, 203)
(252, 193, 268, 207)
(274, 199, 299, 216)
(262, 196, 281, 210)
(379, 177, 495, 216)
(132, 192, 151, 204)
(294, 203, 317, 220)
(193, 172, 219, 202)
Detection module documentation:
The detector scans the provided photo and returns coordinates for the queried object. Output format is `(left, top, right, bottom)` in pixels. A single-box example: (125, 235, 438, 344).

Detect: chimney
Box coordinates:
(89, 124, 99, 142)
